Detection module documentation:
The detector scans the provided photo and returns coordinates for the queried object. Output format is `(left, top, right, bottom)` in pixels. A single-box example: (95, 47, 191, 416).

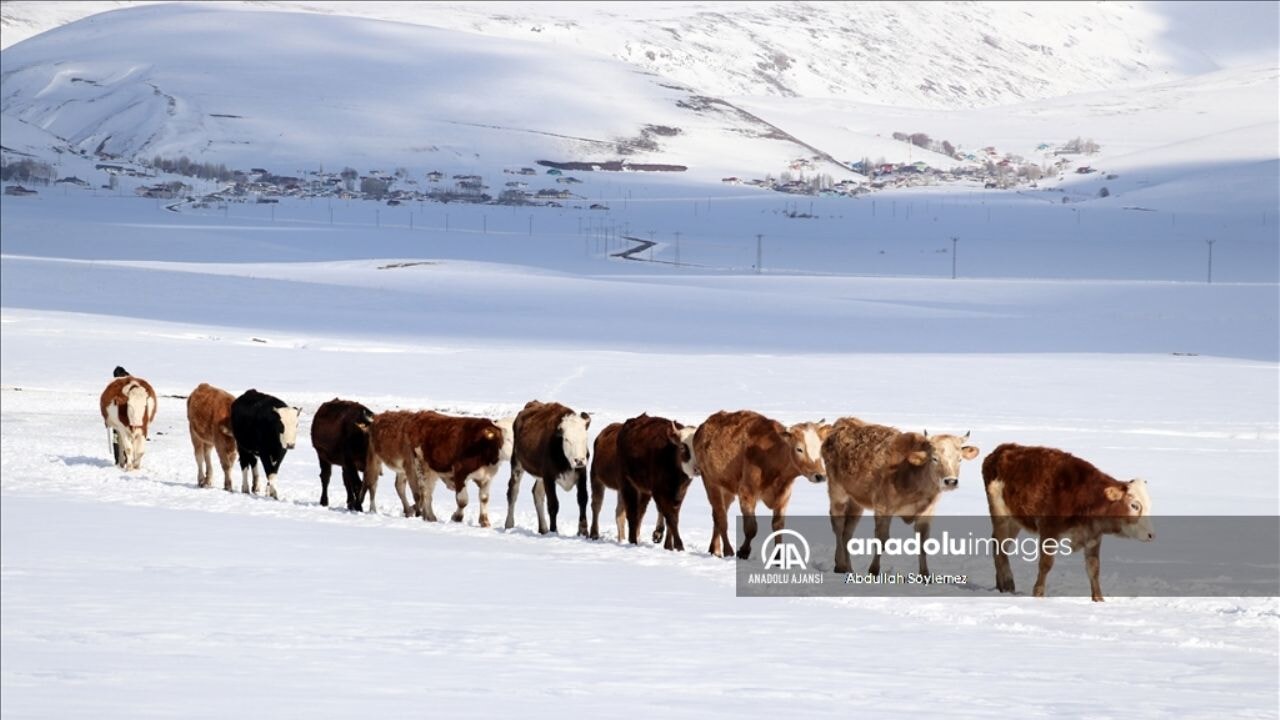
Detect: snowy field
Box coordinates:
(2, 184, 1278, 718)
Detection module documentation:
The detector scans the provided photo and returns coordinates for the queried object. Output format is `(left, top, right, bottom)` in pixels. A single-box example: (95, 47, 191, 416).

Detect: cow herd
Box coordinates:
(98, 370, 1155, 601)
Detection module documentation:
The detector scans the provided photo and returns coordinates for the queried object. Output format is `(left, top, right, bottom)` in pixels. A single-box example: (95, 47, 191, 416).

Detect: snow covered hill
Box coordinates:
(1, 0, 1206, 109)
(0, 4, 860, 180)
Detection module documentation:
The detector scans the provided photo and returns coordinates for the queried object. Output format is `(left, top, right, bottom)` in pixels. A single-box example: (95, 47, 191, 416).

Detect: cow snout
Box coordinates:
(942, 477, 959, 489)
(286, 443, 296, 450)
(811, 473, 827, 484)
(573, 459, 586, 469)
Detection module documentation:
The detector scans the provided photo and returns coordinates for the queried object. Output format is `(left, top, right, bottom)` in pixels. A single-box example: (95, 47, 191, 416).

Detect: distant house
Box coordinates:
(426, 171, 443, 182)
(546, 168, 563, 176)
(721, 176, 741, 184)
(4, 185, 37, 196)
(1036, 142, 1051, 151)
(519, 167, 537, 175)
(1075, 166, 1096, 174)
(54, 176, 89, 187)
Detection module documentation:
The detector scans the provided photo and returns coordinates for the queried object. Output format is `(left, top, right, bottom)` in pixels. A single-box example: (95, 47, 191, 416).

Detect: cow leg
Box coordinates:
(251, 458, 264, 495)
(705, 484, 730, 557)
(341, 463, 362, 511)
(395, 471, 415, 517)
(1032, 536, 1057, 598)
(191, 433, 207, 487)
(575, 468, 589, 537)
(622, 483, 650, 545)
(239, 454, 255, 494)
(655, 496, 683, 552)
(613, 493, 627, 544)
(867, 513, 892, 576)
(589, 473, 605, 540)
(504, 462, 524, 530)
(473, 476, 491, 528)
(653, 512, 667, 546)
(217, 441, 237, 492)
(830, 500, 863, 574)
(990, 515, 1020, 593)
(531, 474, 550, 535)
(737, 495, 760, 560)
(262, 456, 281, 500)
(417, 472, 442, 522)
(1084, 539, 1104, 602)
(131, 431, 146, 470)
(915, 517, 933, 576)
(319, 459, 332, 506)
(362, 456, 382, 513)
(449, 473, 469, 523)
(545, 479, 560, 534)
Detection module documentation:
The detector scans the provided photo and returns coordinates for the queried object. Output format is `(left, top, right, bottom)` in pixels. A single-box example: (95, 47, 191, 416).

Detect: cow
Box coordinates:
(823, 419, 979, 575)
(99, 374, 158, 470)
(694, 410, 829, 559)
(616, 414, 699, 551)
(982, 443, 1154, 601)
(230, 389, 300, 499)
(311, 398, 374, 511)
(410, 412, 505, 526)
(589, 422, 641, 542)
(503, 400, 591, 535)
(363, 410, 424, 515)
(186, 383, 238, 491)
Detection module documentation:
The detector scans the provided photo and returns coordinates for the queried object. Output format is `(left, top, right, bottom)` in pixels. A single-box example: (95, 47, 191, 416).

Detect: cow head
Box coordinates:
(277, 406, 300, 450)
(786, 421, 827, 483)
(674, 423, 699, 478)
(1104, 479, 1155, 541)
(903, 430, 979, 491)
(495, 415, 517, 463)
(558, 411, 590, 469)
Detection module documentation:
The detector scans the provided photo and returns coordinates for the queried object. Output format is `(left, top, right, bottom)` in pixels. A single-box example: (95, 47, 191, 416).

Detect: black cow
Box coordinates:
(311, 398, 373, 510)
(231, 389, 300, 500)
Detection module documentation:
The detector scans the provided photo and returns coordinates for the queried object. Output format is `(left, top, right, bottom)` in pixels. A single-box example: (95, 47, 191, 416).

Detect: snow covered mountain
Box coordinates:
(0, 0, 1236, 108)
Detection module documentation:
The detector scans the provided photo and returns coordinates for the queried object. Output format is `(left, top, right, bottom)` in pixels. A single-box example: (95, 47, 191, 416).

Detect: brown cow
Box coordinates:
(823, 420, 979, 575)
(311, 398, 374, 510)
(411, 412, 504, 526)
(100, 374, 158, 470)
(694, 410, 828, 559)
(186, 383, 238, 490)
(617, 414, 699, 551)
(363, 410, 425, 516)
(503, 400, 591, 535)
(589, 422, 667, 543)
(982, 443, 1154, 601)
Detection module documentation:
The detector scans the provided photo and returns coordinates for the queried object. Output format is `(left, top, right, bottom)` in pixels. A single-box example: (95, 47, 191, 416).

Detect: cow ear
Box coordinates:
(961, 445, 979, 460)
(483, 427, 496, 440)
(580, 411, 591, 427)
(818, 424, 834, 441)
(907, 450, 929, 466)
(1103, 486, 1125, 502)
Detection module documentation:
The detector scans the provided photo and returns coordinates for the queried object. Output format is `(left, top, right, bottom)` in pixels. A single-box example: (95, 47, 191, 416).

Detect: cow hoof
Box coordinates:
(1033, 586, 1046, 598)
(268, 489, 279, 500)
(479, 517, 491, 529)
(652, 531, 664, 544)
(451, 512, 465, 523)
(589, 530, 600, 540)
(503, 518, 515, 530)
(1091, 595, 1105, 602)
(834, 564, 851, 574)
(996, 579, 1015, 593)
(736, 546, 752, 560)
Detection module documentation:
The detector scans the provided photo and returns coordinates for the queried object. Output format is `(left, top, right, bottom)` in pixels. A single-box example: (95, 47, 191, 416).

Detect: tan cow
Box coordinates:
(982, 443, 1154, 601)
(99, 375, 158, 470)
(694, 410, 829, 559)
(823, 419, 979, 575)
(186, 383, 238, 490)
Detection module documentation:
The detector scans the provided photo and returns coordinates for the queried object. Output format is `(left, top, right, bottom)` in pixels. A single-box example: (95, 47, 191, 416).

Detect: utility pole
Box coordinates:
(674, 231, 682, 266)
(1206, 239, 1217, 284)
(756, 233, 764, 274)
(951, 236, 959, 279)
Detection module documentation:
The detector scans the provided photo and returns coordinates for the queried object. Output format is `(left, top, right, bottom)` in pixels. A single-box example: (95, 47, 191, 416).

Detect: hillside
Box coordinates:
(0, 4, 854, 180)
(5, 1, 1258, 110)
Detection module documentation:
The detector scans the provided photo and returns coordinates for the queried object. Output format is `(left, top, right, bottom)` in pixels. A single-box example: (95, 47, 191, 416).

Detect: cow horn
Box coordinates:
(964, 430, 971, 440)
(923, 429, 928, 438)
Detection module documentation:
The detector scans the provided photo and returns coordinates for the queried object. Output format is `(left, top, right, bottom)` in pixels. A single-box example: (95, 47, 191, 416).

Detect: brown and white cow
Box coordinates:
(100, 374, 158, 470)
(503, 400, 591, 535)
(410, 412, 505, 526)
(823, 419, 979, 575)
(363, 410, 424, 515)
(311, 398, 374, 510)
(186, 383, 238, 490)
(617, 414, 700, 551)
(694, 410, 828, 559)
(982, 443, 1154, 601)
